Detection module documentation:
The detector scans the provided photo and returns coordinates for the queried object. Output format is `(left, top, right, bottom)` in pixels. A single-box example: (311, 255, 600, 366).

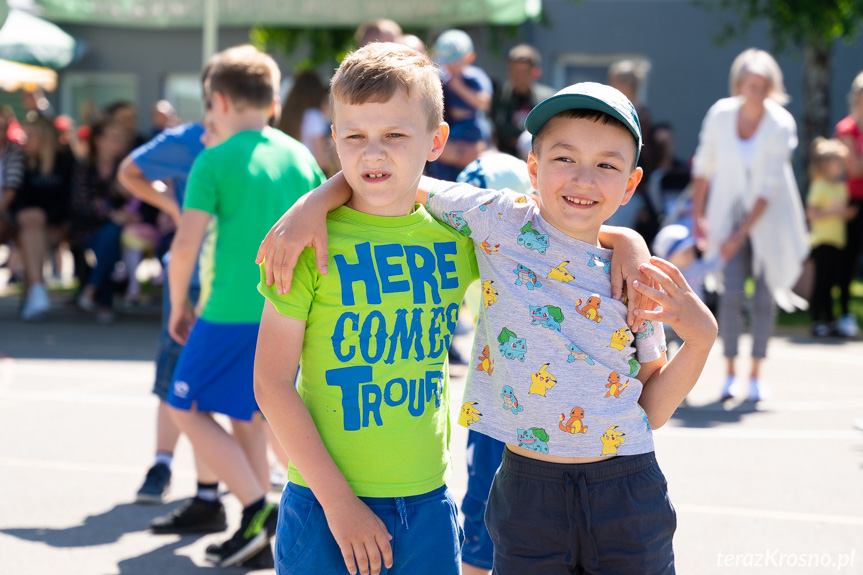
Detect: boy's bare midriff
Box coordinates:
(507, 444, 605, 464)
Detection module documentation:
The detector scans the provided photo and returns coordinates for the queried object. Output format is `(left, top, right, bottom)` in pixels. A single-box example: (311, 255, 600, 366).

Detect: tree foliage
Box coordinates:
(708, 0, 863, 50)
(250, 25, 524, 72)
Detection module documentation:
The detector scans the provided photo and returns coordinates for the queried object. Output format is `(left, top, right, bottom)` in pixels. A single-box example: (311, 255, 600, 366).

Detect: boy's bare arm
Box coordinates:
(630, 257, 718, 428)
(167, 209, 210, 344)
(255, 302, 393, 575)
(597, 225, 656, 327)
(256, 172, 352, 292)
(117, 156, 182, 226)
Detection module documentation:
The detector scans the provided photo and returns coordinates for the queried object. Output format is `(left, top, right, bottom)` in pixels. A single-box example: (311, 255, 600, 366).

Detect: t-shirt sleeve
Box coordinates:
(131, 125, 201, 183)
(634, 319, 667, 364)
(257, 249, 317, 321)
(426, 179, 519, 244)
(182, 152, 217, 214)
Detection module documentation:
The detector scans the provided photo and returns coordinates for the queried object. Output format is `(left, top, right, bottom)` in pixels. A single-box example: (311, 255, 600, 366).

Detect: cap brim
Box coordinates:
(525, 93, 641, 164)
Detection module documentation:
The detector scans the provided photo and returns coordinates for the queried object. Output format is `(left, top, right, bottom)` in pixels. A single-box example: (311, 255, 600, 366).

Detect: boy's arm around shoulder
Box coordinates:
(254, 301, 394, 575)
(631, 257, 718, 429)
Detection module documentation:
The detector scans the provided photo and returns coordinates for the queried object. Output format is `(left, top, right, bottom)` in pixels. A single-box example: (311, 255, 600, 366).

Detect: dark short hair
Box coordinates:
(533, 109, 638, 169)
(202, 45, 280, 111)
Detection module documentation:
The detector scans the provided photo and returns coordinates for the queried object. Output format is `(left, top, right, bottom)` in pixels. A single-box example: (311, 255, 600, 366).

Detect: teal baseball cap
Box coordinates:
(525, 82, 642, 164)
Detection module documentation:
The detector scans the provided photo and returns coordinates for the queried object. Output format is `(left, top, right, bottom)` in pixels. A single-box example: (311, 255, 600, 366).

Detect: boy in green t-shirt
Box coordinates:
(255, 43, 476, 575)
(166, 45, 324, 568)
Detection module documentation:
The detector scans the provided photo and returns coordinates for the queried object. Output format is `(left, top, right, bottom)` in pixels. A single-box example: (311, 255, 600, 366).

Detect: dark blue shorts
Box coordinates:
(461, 430, 505, 569)
(152, 278, 200, 401)
(486, 449, 676, 575)
(275, 483, 464, 575)
(167, 319, 260, 421)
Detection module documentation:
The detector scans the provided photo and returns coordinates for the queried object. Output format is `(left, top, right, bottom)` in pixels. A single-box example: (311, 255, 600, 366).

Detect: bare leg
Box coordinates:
(232, 413, 270, 493)
(726, 357, 735, 378)
(16, 207, 47, 286)
(156, 400, 182, 454)
(750, 358, 761, 380)
(169, 405, 265, 507)
(462, 564, 491, 575)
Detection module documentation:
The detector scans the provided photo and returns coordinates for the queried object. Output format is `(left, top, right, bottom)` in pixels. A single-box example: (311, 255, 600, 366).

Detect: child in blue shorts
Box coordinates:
(165, 44, 324, 568)
(258, 82, 718, 574)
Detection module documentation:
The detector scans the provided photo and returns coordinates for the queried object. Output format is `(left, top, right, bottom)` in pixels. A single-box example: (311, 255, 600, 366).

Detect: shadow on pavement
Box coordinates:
(114, 537, 262, 575)
(0, 499, 190, 547)
(669, 399, 764, 429)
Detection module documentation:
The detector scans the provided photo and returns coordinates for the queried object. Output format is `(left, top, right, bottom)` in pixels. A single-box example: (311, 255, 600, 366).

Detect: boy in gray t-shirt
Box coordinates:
(423, 83, 717, 574)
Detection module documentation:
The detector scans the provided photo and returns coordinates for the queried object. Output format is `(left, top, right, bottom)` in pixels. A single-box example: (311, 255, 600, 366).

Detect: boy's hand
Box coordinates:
(324, 495, 394, 575)
(607, 231, 657, 327)
(255, 195, 330, 295)
(632, 257, 718, 345)
(168, 300, 196, 344)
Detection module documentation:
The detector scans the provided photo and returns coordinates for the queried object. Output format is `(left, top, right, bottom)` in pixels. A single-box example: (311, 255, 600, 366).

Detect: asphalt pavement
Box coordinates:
(1, 290, 862, 575)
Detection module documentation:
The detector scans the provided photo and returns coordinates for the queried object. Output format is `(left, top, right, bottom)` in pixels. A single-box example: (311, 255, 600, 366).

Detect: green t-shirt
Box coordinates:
(184, 128, 325, 323)
(259, 205, 479, 497)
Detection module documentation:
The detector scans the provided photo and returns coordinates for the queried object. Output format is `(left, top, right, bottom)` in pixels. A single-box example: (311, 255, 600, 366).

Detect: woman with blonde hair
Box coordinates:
(9, 114, 76, 320)
(691, 48, 809, 401)
(833, 70, 863, 337)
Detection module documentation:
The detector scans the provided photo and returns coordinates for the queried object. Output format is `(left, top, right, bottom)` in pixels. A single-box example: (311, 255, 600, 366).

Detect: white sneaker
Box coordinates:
(720, 376, 738, 400)
(836, 314, 860, 338)
(21, 283, 50, 321)
(747, 379, 769, 402)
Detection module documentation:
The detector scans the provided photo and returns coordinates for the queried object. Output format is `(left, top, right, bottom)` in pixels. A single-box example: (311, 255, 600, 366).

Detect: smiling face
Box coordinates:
(528, 115, 642, 245)
(332, 88, 447, 217)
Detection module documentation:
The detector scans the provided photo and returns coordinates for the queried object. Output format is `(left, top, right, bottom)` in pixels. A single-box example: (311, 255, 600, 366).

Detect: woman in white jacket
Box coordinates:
(691, 48, 809, 402)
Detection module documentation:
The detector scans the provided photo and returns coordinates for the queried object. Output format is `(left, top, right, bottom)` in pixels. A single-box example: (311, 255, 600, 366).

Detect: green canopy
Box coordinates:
(0, 8, 76, 68)
(28, 0, 541, 28)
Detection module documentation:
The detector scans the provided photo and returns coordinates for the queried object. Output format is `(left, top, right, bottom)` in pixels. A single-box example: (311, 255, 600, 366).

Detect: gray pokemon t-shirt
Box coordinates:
(428, 181, 666, 457)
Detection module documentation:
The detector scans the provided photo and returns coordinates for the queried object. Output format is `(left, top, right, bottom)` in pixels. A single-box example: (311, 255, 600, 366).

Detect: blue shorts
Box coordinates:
(167, 319, 260, 421)
(152, 282, 200, 401)
(487, 449, 676, 575)
(461, 430, 505, 570)
(275, 483, 464, 575)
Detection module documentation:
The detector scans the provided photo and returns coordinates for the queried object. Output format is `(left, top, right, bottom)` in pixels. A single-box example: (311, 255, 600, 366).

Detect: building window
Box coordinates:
(164, 73, 204, 123)
(60, 72, 138, 125)
(553, 54, 651, 103)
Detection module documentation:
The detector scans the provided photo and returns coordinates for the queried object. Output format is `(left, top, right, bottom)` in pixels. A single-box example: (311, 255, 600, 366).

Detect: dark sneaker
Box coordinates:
(135, 463, 171, 504)
(150, 497, 228, 534)
(239, 544, 275, 569)
(205, 502, 278, 567)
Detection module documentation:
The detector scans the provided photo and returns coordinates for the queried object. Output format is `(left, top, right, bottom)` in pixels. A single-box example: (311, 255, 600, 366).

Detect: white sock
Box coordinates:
(721, 375, 736, 396)
(154, 452, 173, 468)
(123, 248, 143, 296)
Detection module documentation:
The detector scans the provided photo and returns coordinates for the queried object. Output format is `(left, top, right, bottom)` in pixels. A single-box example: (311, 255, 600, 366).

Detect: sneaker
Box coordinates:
(836, 314, 860, 338)
(746, 379, 763, 402)
(76, 292, 96, 312)
(719, 375, 737, 401)
(205, 502, 277, 567)
(239, 544, 274, 569)
(812, 322, 832, 338)
(21, 284, 51, 321)
(136, 463, 171, 504)
(150, 497, 228, 534)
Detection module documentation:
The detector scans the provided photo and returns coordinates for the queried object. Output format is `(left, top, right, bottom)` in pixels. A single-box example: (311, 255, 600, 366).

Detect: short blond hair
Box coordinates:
(848, 70, 863, 116)
(330, 42, 443, 132)
(202, 45, 280, 111)
(729, 48, 789, 105)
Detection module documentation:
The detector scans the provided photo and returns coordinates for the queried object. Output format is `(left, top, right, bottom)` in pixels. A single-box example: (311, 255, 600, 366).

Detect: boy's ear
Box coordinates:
(212, 91, 229, 115)
(427, 122, 450, 162)
(619, 166, 644, 206)
(527, 150, 539, 190)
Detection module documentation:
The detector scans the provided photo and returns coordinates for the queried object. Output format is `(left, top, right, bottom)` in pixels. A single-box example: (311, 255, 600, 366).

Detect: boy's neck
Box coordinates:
(224, 108, 270, 137)
(345, 185, 419, 218)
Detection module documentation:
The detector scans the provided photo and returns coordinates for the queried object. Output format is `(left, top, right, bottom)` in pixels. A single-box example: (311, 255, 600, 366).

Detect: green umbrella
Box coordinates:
(0, 8, 76, 69)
